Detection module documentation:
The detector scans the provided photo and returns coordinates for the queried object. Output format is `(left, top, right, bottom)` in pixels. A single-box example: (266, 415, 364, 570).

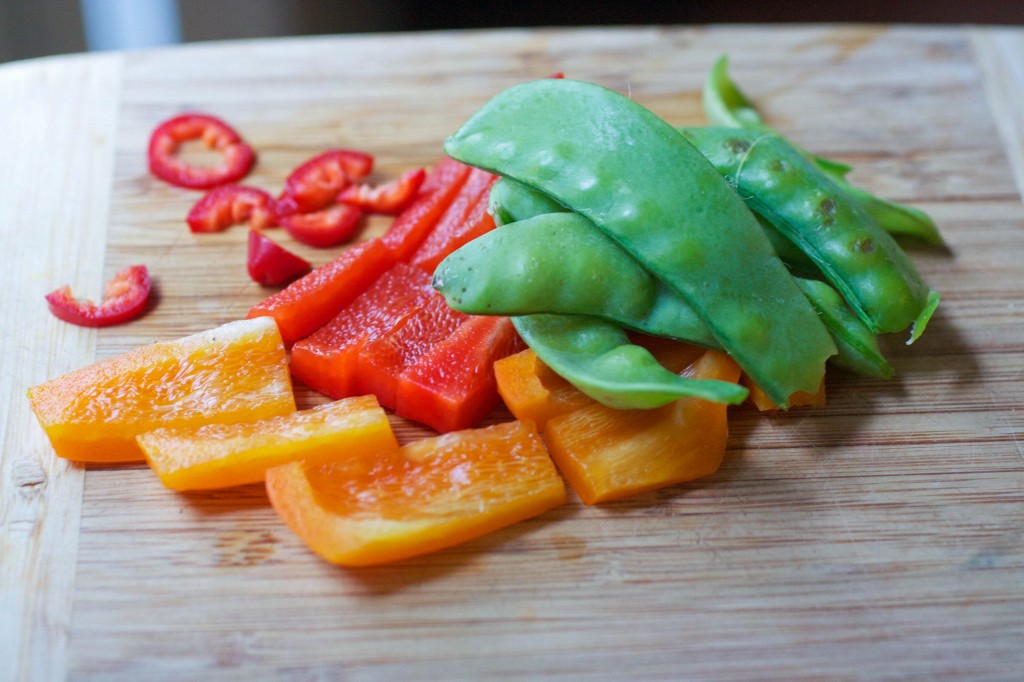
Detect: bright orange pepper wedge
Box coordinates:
(138, 395, 397, 491)
(543, 350, 742, 505)
(742, 374, 827, 411)
(266, 419, 566, 566)
(27, 317, 295, 463)
(494, 348, 595, 431)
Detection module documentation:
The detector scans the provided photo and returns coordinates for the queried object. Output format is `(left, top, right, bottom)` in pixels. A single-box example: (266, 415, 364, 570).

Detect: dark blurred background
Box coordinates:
(2, 0, 1022, 64)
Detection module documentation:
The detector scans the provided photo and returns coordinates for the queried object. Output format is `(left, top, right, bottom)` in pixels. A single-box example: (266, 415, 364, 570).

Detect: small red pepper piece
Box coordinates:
(148, 113, 255, 190)
(276, 150, 375, 216)
(247, 230, 312, 286)
(46, 265, 152, 327)
(187, 185, 277, 233)
(339, 168, 427, 216)
(280, 203, 363, 248)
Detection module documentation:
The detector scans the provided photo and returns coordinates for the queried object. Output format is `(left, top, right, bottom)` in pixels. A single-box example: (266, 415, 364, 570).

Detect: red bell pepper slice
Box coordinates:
(339, 168, 426, 216)
(280, 203, 363, 248)
(380, 156, 472, 262)
(46, 265, 152, 327)
(409, 168, 498, 273)
(148, 114, 255, 190)
(247, 229, 312, 286)
(247, 237, 395, 342)
(289, 263, 436, 399)
(355, 289, 467, 409)
(396, 315, 522, 433)
(187, 185, 277, 233)
(276, 150, 374, 216)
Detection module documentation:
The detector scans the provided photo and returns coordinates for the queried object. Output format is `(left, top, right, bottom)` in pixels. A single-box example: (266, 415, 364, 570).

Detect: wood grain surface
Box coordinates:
(2, 25, 1023, 681)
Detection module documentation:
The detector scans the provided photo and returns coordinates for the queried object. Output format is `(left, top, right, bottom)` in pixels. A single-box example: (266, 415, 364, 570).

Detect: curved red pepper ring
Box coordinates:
(187, 185, 277, 233)
(339, 168, 426, 216)
(276, 150, 374, 216)
(46, 265, 152, 327)
(247, 230, 312, 286)
(281, 203, 363, 248)
(148, 114, 255, 190)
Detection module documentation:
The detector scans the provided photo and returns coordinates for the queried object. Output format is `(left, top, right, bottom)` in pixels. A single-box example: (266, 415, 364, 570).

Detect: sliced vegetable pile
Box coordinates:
(29, 58, 942, 567)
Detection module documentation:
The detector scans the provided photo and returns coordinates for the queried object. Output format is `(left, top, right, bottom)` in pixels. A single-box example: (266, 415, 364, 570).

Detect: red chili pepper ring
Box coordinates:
(148, 113, 256, 190)
(46, 265, 152, 327)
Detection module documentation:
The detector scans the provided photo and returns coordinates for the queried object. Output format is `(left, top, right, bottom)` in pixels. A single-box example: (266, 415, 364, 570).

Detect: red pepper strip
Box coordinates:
(247, 238, 394, 343)
(46, 265, 152, 327)
(276, 150, 375, 216)
(339, 168, 426, 216)
(187, 185, 277, 233)
(355, 289, 467, 409)
(289, 264, 436, 399)
(247, 229, 311, 286)
(396, 315, 522, 433)
(281, 203, 363, 248)
(380, 157, 472, 262)
(409, 169, 498, 274)
(148, 114, 255, 190)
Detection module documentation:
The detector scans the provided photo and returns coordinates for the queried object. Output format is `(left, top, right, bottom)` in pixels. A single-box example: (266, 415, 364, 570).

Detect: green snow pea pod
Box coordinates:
(434, 212, 720, 348)
(489, 177, 567, 226)
(679, 126, 935, 337)
(794, 278, 894, 379)
(444, 78, 835, 407)
(702, 55, 943, 245)
(832, 182, 944, 246)
(496, 175, 820, 278)
(511, 314, 748, 408)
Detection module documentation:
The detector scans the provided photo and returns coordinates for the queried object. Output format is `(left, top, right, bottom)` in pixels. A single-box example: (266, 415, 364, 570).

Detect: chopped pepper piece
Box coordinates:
(543, 349, 742, 505)
(187, 185, 277, 232)
(148, 113, 255, 190)
(139, 395, 397, 491)
(281, 203, 363, 248)
(27, 317, 295, 462)
(45, 264, 152, 328)
(396, 314, 522, 433)
(276, 149, 374, 216)
(265, 419, 566, 566)
(339, 168, 426, 215)
(247, 229, 311, 286)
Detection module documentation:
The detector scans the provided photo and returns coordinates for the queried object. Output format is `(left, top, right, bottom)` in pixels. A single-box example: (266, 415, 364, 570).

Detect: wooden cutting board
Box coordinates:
(3, 25, 1023, 680)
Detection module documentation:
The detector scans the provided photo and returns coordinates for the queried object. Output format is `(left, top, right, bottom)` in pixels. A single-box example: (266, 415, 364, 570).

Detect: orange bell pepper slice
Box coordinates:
(138, 395, 397, 491)
(27, 317, 295, 463)
(543, 349, 742, 505)
(266, 420, 566, 566)
(494, 348, 595, 431)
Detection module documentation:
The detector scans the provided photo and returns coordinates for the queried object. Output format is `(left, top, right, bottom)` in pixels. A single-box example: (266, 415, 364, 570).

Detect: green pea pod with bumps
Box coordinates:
(703, 55, 943, 246)
(444, 78, 835, 407)
(678, 126, 939, 338)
